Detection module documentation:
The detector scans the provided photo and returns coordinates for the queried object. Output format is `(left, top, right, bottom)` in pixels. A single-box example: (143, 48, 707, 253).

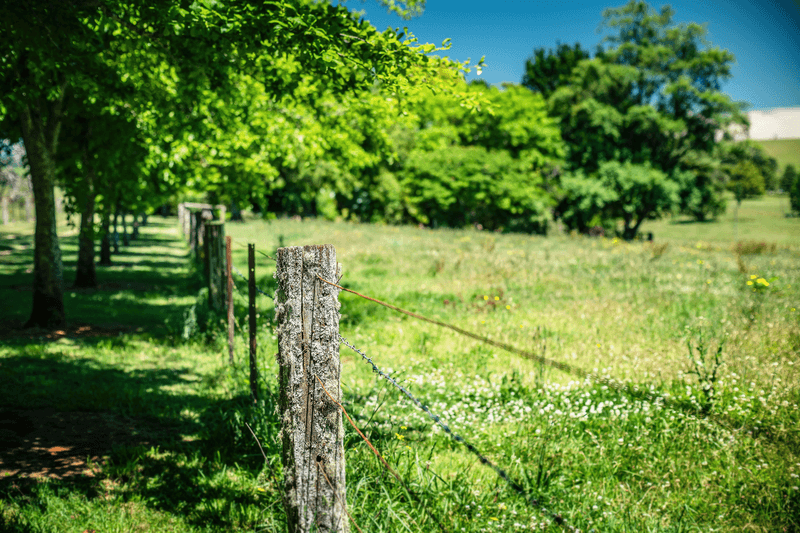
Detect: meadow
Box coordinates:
(0, 195, 798, 532)
(755, 138, 800, 176)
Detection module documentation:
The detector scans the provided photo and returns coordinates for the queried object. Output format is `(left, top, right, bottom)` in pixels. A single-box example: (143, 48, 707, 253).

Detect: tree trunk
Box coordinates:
(100, 210, 112, 265)
(74, 129, 97, 288)
(141, 212, 148, 226)
(131, 213, 139, 240)
(74, 162, 97, 288)
(20, 100, 65, 329)
(112, 209, 119, 253)
(122, 210, 130, 246)
(231, 201, 243, 221)
(1, 195, 9, 225)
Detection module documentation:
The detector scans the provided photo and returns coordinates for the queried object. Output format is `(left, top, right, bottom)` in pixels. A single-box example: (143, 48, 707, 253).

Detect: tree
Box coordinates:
(399, 146, 552, 232)
(726, 161, 766, 206)
(0, 0, 453, 328)
(719, 140, 778, 191)
(547, 0, 746, 221)
(522, 42, 591, 100)
(780, 164, 797, 193)
(790, 170, 800, 214)
(557, 161, 678, 239)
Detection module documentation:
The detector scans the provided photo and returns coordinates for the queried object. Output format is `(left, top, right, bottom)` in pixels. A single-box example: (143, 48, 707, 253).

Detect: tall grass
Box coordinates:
(1, 205, 799, 532)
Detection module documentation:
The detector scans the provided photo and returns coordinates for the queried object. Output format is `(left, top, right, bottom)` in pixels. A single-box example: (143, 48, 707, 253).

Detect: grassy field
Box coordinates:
(641, 195, 797, 245)
(1, 201, 799, 532)
(755, 138, 800, 175)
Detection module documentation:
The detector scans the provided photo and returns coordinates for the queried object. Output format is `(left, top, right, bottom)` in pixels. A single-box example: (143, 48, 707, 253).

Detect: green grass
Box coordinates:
(755, 138, 800, 174)
(641, 195, 798, 245)
(1, 208, 799, 532)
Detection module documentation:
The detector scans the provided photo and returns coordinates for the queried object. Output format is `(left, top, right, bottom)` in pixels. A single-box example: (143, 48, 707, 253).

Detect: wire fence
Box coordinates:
(187, 229, 591, 530)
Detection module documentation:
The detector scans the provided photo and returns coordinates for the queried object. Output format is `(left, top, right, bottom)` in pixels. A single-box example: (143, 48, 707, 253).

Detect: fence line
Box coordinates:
(192, 233, 582, 530)
(338, 334, 575, 530)
(315, 375, 447, 533)
(317, 274, 588, 379)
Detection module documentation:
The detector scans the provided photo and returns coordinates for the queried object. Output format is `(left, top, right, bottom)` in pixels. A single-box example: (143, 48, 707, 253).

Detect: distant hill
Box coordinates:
(754, 138, 800, 174)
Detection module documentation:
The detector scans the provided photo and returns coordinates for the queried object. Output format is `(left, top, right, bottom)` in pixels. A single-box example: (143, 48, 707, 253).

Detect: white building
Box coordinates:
(722, 107, 800, 141)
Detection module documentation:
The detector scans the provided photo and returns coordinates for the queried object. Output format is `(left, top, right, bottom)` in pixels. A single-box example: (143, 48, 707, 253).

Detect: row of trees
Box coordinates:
(2, 0, 796, 328)
(1, 0, 472, 328)
(216, 0, 790, 239)
(520, 2, 796, 235)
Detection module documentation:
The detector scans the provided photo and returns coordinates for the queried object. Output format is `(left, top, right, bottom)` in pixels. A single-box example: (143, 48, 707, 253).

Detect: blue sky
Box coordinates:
(340, 0, 800, 111)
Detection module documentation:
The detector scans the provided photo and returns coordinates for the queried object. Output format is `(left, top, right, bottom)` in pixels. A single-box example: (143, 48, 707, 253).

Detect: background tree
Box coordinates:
(522, 42, 590, 100)
(779, 164, 796, 193)
(546, 0, 747, 231)
(556, 161, 678, 239)
(0, 0, 456, 328)
(790, 170, 800, 214)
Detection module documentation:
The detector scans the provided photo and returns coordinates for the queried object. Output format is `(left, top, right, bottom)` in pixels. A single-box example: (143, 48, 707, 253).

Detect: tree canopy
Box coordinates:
(0, 0, 465, 327)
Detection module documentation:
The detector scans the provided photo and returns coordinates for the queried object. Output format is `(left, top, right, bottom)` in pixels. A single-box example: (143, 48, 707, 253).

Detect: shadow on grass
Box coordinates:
(0, 348, 280, 531)
(0, 219, 202, 337)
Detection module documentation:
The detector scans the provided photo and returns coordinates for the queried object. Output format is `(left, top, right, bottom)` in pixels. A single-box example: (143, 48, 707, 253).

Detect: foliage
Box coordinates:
(554, 171, 617, 234)
(399, 145, 551, 232)
(3, 213, 799, 532)
(719, 140, 779, 191)
(0, 0, 470, 326)
(726, 160, 765, 205)
(522, 42, 591, 100)
(557, 160, 679, 239)
(790, 167, 800, 213)
(547, 0, 746, 223)
(781, 164, 797, 193)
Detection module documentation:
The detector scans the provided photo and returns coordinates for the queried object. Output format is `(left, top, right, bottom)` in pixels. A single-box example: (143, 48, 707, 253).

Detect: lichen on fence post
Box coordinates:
(204, 221, 225, 311)
(275, 245, 348, 533)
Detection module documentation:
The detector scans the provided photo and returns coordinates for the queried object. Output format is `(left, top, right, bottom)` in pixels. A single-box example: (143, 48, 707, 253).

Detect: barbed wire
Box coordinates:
(316, 274, 710, 417)
(231, 264, 275, 300)
(339, 334, 577, 531)
(315, 375, 447, 533)
(318, 275, 589, 380)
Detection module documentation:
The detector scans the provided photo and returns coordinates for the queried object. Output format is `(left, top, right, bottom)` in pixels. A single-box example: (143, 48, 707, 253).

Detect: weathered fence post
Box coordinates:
(226, 236, 234, 365)
(182, 205, 191, 239)
(192, 211, 205, 263)
(205, 222, 226, 311)
(178, 203, 186, 238)
(217, 204, 227, 223)
(275, 244, 347, 533)
(248, 244, 258, 401)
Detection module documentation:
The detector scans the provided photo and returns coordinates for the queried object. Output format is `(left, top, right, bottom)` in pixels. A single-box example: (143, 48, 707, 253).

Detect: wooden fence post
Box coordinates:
(192, 211, 205, 263)
(248, 244, 258, 402)
(275, 244, 347, 533)
(227, 236, 234, 365)
(178, 203, 185, 238)
(205, 222, 226, 311)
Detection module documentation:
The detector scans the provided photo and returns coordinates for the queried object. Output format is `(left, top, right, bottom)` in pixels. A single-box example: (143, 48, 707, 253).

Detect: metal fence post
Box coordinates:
(275, 244, 347, 533)
(227, 235, 234, 365)
(248, 244, 258, 402)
